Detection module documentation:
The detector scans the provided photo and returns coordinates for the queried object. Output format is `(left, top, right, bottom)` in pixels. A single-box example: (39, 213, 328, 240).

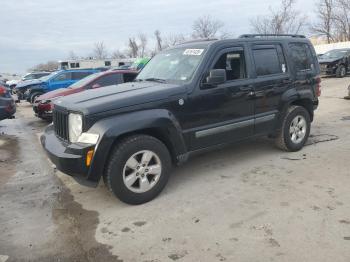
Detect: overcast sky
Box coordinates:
(0, 0, 316, 73)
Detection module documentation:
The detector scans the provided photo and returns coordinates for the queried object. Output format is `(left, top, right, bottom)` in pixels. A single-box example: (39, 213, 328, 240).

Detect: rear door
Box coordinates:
(249, 43, 292, 135)
(288, 42, 318, 99)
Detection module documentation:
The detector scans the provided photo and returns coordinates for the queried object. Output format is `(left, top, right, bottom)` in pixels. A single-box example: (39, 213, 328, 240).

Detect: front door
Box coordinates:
(49, 72, 73, 91)
(182, 46, 255, 150)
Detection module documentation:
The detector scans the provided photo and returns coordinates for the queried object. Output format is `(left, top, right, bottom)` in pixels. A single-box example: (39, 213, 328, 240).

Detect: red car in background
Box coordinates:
(33, 70, 138, 120)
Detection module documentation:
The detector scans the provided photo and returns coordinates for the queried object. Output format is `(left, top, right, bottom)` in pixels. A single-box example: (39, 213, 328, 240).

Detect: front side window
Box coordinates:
(253, 47, 283, 76)
(53, 72, 71, 82)
(136, 47, 206, 83)
(289, 43, 313, 72)
(212, 50, 246, 81)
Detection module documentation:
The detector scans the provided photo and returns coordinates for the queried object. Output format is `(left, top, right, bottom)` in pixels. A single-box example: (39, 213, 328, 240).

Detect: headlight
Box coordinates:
(68, 113, 83, 143)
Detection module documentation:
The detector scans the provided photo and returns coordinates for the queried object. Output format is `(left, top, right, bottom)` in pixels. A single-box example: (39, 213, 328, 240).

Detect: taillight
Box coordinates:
(315, 76, 321, 97)
(0, 86, 6, 97)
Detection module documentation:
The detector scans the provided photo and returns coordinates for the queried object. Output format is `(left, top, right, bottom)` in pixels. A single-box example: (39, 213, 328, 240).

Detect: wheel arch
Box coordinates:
(86, 110, 187, 182)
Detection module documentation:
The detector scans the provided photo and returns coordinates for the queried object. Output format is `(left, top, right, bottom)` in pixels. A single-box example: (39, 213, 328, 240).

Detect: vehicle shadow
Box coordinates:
(167, 137, 279, 192)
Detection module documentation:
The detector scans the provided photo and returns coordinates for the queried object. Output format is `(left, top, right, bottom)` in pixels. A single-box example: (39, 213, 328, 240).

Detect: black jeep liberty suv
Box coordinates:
(41, 34, 321, 204)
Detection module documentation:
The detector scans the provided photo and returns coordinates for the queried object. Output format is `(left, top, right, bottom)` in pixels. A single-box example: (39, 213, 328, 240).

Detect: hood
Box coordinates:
(54, 81, 186, 116)
(16, 78, 43, 88)
(318, 57, 341, 64)
(37, 87, 81, 101)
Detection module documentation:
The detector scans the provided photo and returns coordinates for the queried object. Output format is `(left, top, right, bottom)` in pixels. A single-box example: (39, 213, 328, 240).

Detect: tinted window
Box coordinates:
(253, 48, 282, 76)
(95, 74, 122, 86)
(213, 50, 246, 81)
(123, 73, 137, 83)
(72, 71, 93, 80)
(289, 43, 313, 71)
(105, 61, 111, 66)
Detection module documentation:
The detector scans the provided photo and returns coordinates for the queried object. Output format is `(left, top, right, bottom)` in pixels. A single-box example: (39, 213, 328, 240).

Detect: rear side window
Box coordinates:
(95, 74, 122, 86)
(252, 47, 284, 76)
(72, 71, 93, 80)
(289, 43, 314, 72)
(123, 73, 137, 82)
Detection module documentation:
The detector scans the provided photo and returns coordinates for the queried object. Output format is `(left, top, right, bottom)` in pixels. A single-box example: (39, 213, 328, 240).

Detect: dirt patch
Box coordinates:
(45, 180, 123, 262)
(306, 134, 339, 146)
(0, 134, 19, 185)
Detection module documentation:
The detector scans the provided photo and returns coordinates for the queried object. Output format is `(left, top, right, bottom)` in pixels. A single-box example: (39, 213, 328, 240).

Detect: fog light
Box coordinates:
(86, 149, 94, 167)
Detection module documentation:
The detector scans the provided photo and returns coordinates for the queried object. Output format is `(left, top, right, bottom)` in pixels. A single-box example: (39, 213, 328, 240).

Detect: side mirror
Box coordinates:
(204, 69, 226, 87)
(91, 83, 100, 89)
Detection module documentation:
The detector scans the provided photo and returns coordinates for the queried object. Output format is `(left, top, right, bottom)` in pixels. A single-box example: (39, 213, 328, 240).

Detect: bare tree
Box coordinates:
(92, 41, 108, 59)
(138, 33, 148, 57)
(192, 15, 224, 39)
(333, 0, 350, 41)
(251, 0, 307, 34)
(311, 0, 334, 43)
(154, 30, 163, 51)
(128, 37, 139, 57)
(67, 51, 78, 60)
(163, 34, 186, 48)
(111, 49, 126, 59)
(30, 61, 59, 72)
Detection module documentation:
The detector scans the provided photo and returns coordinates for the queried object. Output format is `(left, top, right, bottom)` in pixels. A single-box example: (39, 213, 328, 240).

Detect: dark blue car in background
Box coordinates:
(15, 69, 99, 103)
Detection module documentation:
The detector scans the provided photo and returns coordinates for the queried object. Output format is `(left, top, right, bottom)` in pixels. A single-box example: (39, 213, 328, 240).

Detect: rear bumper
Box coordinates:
(40, 125, 97, 186)
(0, 98, 16, 120)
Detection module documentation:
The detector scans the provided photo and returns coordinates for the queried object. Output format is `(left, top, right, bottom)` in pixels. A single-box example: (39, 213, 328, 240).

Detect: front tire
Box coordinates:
(336, 65, 346, 78)
(275, 105, 311, 152)
(30, 92, 42, 104)
(104, 135, 172, 205)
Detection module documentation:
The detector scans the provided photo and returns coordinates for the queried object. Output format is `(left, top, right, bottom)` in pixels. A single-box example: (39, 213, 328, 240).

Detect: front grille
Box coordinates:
(53, 110, 69, 141)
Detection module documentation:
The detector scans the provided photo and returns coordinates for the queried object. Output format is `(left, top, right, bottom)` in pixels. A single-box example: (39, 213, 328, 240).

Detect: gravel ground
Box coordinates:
(0, 76, 350, 262)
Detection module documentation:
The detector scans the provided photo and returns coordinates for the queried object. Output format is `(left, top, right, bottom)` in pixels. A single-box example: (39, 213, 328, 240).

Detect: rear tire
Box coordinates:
(104, 135, 172, 205)
(275, 105, 311, 152)
(336, 65, 346, 78)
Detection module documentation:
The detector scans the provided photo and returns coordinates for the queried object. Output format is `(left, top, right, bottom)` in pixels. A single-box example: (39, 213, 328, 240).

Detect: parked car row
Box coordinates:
(0, 81, 16, 121)
(40, 34, 321, 204)
(33, 70, 138, 120)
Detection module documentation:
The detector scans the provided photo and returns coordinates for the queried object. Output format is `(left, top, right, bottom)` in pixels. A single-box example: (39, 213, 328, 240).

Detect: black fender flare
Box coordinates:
(86, 109, 187, 182)
(274, 88, 315, 131)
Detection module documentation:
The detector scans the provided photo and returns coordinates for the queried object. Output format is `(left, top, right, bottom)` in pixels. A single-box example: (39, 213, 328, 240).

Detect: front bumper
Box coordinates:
(319, 64, 336, 75)
(40, 125, 96, 181)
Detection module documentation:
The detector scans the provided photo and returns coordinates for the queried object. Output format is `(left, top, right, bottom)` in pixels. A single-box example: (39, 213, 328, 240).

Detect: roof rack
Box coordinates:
(239, 34, 306, 39)
(179, 38, 218, 45)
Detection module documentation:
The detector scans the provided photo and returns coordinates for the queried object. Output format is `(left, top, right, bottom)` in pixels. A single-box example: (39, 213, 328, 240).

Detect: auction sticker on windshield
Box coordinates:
(183, 49, 204, 56)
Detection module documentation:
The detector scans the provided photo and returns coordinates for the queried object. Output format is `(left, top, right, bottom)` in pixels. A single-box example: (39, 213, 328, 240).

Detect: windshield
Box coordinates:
(321, 49, 349, 59)
(69, 72, 102, 89)
(136, 47, 206, 83)
(40, 71, 59, 81)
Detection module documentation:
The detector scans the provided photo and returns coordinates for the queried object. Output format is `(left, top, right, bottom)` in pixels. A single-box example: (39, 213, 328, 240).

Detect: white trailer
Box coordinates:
(58, 58, 136, 70)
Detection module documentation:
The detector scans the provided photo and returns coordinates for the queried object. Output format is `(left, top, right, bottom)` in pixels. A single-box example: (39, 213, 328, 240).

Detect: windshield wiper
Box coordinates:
(144, 78, 167, 83)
